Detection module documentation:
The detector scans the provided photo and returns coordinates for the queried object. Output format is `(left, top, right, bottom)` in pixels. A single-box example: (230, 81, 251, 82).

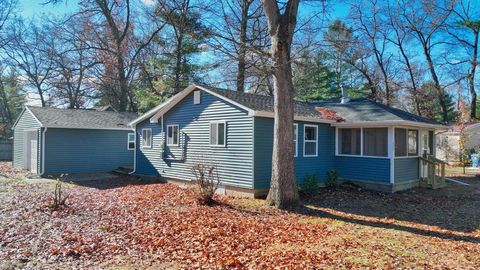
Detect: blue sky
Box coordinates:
(18, 0, 77, 17)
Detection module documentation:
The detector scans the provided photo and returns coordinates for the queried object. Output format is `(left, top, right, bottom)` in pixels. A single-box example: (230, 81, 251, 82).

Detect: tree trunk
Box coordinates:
(469, 30, 478, 120)
(423, 46, 448, 122)
(266, 43, 298, 208)
(174, 34, 184, 94)
(398, 40, 421, 115)
(236, 0, 250, 92)
(262, 0, 300, 208)
(117, 54, 129, 112)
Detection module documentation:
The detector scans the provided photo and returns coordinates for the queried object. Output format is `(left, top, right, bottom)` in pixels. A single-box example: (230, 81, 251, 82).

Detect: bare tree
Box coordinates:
(446, 0, 480, 120)
(262, 0, 300, 208)
(4, 20, 54, 107)
(350, 0, 393, 105)
(399, 0, 455, 122)
(77, 0, 166, 111)
(208, 0, 269, 92)
(384, 2, 422, 114)
(47, 18, 99, 108)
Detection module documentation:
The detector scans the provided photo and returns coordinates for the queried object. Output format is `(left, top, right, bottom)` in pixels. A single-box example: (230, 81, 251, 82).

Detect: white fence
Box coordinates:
(0, 140, 13, 161)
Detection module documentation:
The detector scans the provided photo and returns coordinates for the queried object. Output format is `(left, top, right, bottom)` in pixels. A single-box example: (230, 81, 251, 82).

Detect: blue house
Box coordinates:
(130, 84, 445, 197)
(13, 106, 137, 176)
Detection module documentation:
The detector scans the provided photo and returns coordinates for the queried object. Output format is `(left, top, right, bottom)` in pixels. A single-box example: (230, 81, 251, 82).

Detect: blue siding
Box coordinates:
(335, 156, 390, 182)
(13, 109, 41, 171)
(44, 128, 133, 174)
(253, 117, 335, 189)
(394, 158, 419, 182)
(136, 90, 254, 189)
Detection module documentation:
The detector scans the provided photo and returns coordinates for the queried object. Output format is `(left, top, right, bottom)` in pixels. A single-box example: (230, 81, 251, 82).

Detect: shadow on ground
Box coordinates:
(288, 176, 480, 243)
(60, 174, 166, 190)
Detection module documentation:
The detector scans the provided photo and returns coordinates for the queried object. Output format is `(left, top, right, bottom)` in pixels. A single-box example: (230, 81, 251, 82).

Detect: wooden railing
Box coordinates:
(419, 155, 446, 189)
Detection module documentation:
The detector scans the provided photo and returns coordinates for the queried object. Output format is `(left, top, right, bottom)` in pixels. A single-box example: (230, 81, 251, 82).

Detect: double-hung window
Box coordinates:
(142, 128, 152, 148)
(395, 128, 418, 157)
(210, 122, 226, 146)
(167, 125, 179, 146)
(128, 133, 135, 150)
(304, 125, 318, 157)
(294, 124, 298, 157)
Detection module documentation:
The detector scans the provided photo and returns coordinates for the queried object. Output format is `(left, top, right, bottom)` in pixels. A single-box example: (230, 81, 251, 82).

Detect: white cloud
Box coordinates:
(141, 0, 155, 7)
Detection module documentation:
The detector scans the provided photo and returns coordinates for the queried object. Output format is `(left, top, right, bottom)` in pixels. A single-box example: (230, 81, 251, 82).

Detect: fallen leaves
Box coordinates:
(1, 165, 480, 269)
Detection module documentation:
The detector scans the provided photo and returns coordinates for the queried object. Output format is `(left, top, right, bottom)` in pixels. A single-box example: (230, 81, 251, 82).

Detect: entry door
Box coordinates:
(30, 139, 38, 174)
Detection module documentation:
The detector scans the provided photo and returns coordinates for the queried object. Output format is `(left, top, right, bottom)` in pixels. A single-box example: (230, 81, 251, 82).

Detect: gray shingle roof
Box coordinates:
(312, 99, 441, 125)
(203, 85, 330, 119)
(27, 106, 137, 129)
(200, 85, 441, 125)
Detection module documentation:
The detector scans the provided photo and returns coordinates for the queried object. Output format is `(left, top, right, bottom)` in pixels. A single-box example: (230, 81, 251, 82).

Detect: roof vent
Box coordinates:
(340, 85, 350, 104)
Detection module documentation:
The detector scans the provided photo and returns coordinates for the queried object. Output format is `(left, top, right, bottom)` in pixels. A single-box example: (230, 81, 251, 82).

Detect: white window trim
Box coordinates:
(335, 127, 390, 159)
(128, 132, 135, 150)
(294, 123, 298, 157)
(141, 128, 152, 149)
(193, 90, 201, 104)
(394, 128, 419, 158)
(209, 121, 226, 147)
(166, 125, 180, 146)
(303, 124, 318, 157)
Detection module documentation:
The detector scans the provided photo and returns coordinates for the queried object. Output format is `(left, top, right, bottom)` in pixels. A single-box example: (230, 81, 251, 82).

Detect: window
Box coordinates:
(304, 125, 318, 157)
(193, 90, 201, 104)
(338, 128, 361, 155)
(142, 129, 152, 148)
(363, 128, 388, 157)
(167, 125, 179, 146)
(408, 130, 418, 155)
(395, 128, 419, 157)
(294, 124, 298, 157)
(210, 122, 226, 146)
(128, 133, 135, 150)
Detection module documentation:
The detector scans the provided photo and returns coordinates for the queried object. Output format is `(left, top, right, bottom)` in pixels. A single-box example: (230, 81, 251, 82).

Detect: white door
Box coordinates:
(30, 139, 38, 174)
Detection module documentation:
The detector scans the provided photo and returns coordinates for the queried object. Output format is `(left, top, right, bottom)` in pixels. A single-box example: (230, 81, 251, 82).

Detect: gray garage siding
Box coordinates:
(43, 128, 134, 175)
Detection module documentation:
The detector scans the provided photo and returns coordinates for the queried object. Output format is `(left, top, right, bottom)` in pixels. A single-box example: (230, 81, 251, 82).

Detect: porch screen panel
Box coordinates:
(395, 128, 407, 156)
(339, 128, 361, 155)
(428, 131, 434, 155)
(363, 128, 387, 157)
(408, 130, 418, 156)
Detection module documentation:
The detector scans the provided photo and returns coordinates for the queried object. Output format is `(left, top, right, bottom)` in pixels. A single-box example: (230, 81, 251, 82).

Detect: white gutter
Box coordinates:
(40, 127, 47, 176)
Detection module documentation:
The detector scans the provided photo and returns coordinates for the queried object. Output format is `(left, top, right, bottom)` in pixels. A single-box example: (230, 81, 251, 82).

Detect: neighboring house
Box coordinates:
(436, 123, 480, 164)
(12, 106, 137, 176)
(130, 84, 445, 197)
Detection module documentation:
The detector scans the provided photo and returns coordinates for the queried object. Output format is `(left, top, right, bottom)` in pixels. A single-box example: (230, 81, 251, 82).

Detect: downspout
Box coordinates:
(40, 127, 47, 176)
(129, 126, 136, 175)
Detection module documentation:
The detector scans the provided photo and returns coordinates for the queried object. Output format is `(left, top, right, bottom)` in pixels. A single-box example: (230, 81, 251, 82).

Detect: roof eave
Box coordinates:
(332, 120, 446, 129)
(42, 126, 134, 131)
(252, 111, 338, 124)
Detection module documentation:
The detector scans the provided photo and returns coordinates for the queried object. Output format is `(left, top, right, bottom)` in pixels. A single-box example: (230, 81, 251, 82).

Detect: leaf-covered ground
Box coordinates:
(1, 163, 479, 269)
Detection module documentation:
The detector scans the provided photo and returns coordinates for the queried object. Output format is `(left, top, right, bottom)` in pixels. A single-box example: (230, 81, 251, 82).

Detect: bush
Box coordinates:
(51, 178, 68, 209)
(191, 163, 221, 205)
(300, 174, 319, 196)
(325, 169, 339, 188)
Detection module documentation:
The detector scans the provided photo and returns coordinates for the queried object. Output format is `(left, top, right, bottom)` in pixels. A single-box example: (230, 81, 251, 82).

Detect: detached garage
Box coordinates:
(12, 106, 137, 176)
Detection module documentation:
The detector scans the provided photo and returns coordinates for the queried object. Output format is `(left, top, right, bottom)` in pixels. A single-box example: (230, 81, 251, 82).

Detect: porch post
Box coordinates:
(388, 127, 395, 184)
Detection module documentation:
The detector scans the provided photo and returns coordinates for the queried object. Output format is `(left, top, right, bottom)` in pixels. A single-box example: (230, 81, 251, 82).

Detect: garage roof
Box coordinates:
(26, 106, 137, 130)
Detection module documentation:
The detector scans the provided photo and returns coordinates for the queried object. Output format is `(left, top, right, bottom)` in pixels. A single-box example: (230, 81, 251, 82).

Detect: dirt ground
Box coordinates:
(0, 162, 479, 269)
